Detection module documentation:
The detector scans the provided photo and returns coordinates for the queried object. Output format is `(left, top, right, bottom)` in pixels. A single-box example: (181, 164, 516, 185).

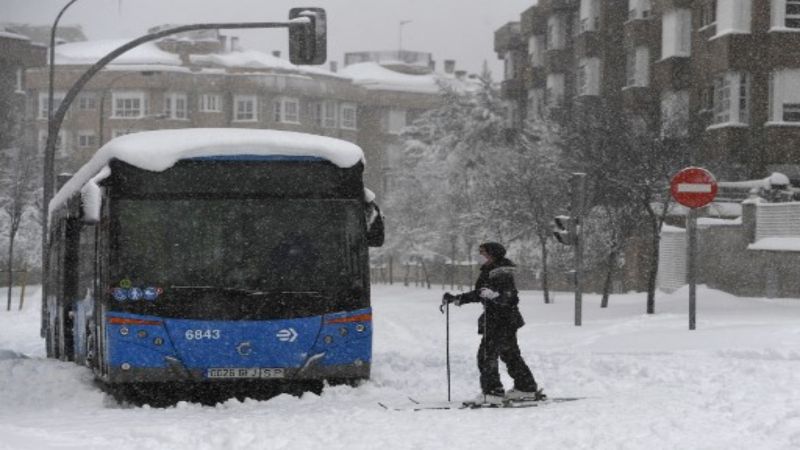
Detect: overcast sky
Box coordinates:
(2, 0, 534, 76)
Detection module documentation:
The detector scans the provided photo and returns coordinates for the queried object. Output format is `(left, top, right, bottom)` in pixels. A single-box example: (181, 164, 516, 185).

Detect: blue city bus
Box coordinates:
(44, 129, 383, 399)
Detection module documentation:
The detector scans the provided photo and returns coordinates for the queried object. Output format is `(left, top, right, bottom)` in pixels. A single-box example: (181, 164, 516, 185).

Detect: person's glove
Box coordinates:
(479, 287, 500, 300)
(440, 292, 460, 313)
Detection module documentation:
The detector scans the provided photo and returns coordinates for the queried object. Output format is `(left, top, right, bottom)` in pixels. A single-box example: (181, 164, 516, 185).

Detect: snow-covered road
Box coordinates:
(1, 284, 799, 449)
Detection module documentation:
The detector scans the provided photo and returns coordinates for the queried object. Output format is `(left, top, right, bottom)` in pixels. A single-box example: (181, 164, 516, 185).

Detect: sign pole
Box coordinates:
(670, 167, 717, 331)
(572, 173, 586, 327)
(687, 208, 697, 331)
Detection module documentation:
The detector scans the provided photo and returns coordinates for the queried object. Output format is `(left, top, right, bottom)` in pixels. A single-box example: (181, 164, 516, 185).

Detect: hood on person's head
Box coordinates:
(479, 242, 506, 261)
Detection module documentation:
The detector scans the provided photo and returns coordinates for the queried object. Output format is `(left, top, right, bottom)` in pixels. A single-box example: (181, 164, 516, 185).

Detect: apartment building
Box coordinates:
(22, 28, 461, 199)
(0, 29, 46, 151)
(496, 0, 800, 182)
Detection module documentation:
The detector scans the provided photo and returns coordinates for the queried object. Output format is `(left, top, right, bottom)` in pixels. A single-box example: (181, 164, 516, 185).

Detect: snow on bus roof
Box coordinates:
(51, 128, 365, 215)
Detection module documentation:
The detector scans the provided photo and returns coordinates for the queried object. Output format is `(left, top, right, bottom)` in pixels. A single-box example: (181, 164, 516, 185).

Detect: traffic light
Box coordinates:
(289, 8, 327, 65)
(553, 215, 577, 246)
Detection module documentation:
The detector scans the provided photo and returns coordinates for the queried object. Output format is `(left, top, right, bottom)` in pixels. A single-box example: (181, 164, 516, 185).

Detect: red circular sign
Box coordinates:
(670, 167, 718, 209)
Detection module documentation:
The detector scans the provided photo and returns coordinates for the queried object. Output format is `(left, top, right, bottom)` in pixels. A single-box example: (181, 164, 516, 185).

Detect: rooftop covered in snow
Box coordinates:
(340, 61, 477, 94)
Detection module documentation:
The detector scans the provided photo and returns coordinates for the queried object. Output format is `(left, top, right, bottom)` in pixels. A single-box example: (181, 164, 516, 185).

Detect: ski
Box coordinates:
(379, 396, 583, 411)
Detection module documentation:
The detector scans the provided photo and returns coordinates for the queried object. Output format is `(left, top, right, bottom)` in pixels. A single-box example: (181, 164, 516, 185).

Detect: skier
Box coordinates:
(442, 242, 544, 405)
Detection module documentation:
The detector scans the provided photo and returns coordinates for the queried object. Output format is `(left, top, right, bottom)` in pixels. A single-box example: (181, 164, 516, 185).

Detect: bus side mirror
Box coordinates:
(366, 203, 384, 247)
(289, 7, 327, 65)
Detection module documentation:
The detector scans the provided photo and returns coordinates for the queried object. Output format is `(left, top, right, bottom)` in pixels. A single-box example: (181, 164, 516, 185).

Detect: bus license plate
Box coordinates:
(207, 368, 286, 379)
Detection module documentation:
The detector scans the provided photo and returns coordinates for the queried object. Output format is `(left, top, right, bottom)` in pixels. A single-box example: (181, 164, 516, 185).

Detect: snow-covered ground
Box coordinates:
(1, 284, 799, 449)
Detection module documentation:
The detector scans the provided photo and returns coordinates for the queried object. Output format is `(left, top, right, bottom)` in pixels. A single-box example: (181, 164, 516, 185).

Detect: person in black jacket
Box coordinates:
(442, 242, 543, 404)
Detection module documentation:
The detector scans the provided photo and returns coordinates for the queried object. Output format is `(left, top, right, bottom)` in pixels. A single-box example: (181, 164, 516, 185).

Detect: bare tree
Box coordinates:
(1, 145, 37, 310)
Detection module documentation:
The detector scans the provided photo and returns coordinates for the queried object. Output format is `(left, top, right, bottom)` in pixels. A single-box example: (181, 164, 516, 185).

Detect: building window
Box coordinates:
(529, 35, 545, 68)
(660, 90, 689, 137)
(111, 129, 140, 139)
(504, 51, 517, 80)
(768, 70, 800, 122)
(77, 93, 97, 111)
(198, 94, 222, 112)
(773, 0, 800, 29)
(39, 92, 65, 119)
(112, 91, 147, 118)
(528, 89, 545, 120)
(547, 14, 567, 50)
(164, 92, 188, 119)
(661, 9, 692, 58)
(77, 130, 97, 148)
(340, 103, 357, 130)
(699, 1, 716, 28)
(789, 0, 800, 27)
(233, 95, 257, 122)
(546, 73, 565, 107)
(628, 0, 651, 20)
(577, 58, 601, 96)
(322, 101, 338, 128)
(382, 108, 407, 134)
(625, 47, 650, 87)
(579, 0, 601, 32)
(715, 0, 752, 35)
(15, 68, 24, 93)
(711, 72, 749, 125)
(273, 97, 300, 124)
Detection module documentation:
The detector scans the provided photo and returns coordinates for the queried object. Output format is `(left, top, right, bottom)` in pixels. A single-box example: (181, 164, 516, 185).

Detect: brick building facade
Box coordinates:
(495, 0, 800, 182)
(22, 29, 462, 200)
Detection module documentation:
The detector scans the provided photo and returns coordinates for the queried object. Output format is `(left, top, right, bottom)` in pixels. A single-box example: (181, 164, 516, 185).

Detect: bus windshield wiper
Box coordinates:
(169, 285, 267, 295)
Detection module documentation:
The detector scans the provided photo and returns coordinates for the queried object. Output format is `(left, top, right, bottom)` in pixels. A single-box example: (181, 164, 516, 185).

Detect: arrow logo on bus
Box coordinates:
(276, 328, 298, 342)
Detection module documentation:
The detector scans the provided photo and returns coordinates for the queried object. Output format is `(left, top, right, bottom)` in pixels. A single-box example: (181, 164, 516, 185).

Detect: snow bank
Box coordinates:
(2, 285, 800, 449)
(50, 128, 365, 216)
(54, 39, 182, 66)
(748, 237, 800, 252)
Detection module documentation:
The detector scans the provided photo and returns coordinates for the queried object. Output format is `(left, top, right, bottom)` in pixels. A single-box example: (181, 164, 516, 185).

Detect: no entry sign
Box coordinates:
(670, 167, 718, 209)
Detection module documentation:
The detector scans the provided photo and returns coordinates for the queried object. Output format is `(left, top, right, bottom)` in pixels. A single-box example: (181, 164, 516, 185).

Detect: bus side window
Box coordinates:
(78, 223, 96, 301)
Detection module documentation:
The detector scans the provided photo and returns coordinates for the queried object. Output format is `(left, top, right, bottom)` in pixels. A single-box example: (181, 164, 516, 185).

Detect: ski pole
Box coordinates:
(446, 297, 451, 402)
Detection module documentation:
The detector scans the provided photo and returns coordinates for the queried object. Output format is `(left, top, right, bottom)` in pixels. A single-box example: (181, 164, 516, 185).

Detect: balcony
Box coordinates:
(545, 48, 573, 74)
(693, 33, 759, 74)
(523, 66, 547, 89)
(547, 0, 579, 12)
(658, 0, 693, 9)
(701, 125, 754, 164)
(764, 125, 800, 166)
(652, 56, 691, 91)
(622, 86, 656, 113)
(501, 78, 526, 100)
(624, 17, 657, 48)
(494, 22, 524, 56)
(521, 5, 546, 35)
(574, 31, 602, 58)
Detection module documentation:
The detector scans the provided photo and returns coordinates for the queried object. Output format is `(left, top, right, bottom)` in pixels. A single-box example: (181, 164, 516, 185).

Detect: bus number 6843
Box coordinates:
(185, 329, 221, 340)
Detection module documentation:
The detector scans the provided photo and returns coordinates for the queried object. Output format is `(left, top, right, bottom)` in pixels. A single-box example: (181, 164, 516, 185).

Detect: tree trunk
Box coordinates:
(600, 248, 617, 308)
(539, 236, 550, 304)
(646, 218, 660, 314)
(6, 232, 15, 311)
(420, 258, 431, 289)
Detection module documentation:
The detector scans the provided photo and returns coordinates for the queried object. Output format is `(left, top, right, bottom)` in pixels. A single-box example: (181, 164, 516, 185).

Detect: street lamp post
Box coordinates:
(42, 0, 79, 338)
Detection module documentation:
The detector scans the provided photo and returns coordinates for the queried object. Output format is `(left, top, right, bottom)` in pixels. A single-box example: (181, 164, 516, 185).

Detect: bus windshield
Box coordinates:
(114, 198, 365, 295)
